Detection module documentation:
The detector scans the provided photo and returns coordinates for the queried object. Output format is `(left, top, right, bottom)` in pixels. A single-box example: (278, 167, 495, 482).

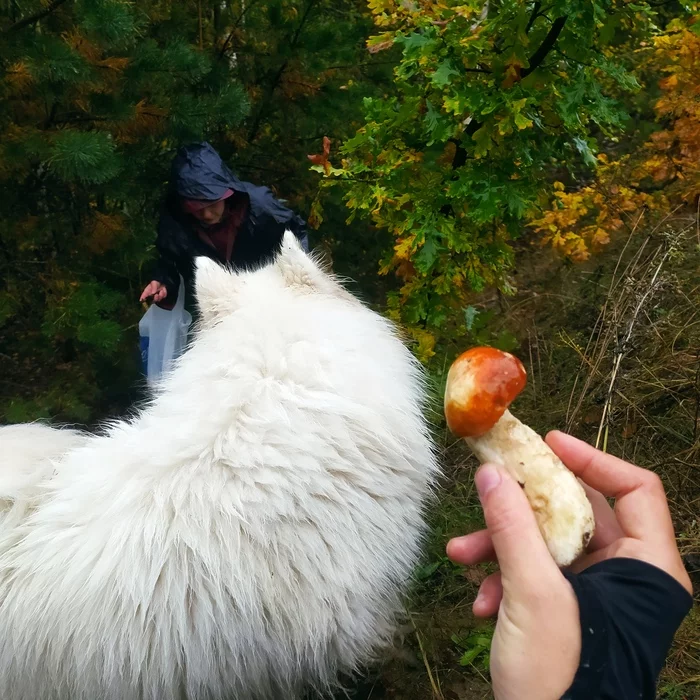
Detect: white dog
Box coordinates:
(0, 232, 438, 700)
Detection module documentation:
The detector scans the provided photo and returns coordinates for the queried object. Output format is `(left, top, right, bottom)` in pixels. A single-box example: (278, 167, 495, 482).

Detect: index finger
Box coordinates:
(545, 431, 675, 546)
(475, 463, 562, 590)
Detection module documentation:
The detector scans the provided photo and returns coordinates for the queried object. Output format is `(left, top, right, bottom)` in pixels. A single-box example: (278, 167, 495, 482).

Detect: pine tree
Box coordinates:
(0, 0, 250, 421)
(0, 0, 393, 422)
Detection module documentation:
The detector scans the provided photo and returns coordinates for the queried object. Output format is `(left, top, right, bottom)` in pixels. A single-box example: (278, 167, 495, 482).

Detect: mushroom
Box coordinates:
(444, 346, 595, 567)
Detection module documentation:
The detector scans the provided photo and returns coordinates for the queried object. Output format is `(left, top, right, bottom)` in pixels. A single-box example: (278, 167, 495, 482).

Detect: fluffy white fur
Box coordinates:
(0, 232, 439, 700)
(0, 423, 88, 530)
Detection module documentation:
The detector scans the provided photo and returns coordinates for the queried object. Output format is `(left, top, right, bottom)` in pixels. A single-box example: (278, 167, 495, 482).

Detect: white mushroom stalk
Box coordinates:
(444, 346, 595, 567)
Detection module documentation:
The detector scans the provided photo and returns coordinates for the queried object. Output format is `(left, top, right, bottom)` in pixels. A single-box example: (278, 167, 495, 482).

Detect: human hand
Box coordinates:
(447, 458, 581, 700)
(446, 431, 692, 700)
(448, 431, 692, 615)
(545, 431, 691, 593)
(140, 280, 167, 303)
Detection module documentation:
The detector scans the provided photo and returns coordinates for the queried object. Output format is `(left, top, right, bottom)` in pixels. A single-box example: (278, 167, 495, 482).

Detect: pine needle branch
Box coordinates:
(4, 0, 70, 33)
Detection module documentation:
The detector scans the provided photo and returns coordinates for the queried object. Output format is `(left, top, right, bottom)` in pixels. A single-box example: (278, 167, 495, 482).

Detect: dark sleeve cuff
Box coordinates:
(560, 565, 610, 699)
(562, 557, 693, 700)
(155, 297, 176, 311)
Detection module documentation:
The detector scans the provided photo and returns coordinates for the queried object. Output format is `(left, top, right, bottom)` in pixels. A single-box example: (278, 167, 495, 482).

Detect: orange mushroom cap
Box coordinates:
(444, 346, 527, 438)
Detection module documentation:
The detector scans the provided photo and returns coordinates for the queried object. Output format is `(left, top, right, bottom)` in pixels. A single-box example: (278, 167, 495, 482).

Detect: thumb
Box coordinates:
(476, 463, 560, 588)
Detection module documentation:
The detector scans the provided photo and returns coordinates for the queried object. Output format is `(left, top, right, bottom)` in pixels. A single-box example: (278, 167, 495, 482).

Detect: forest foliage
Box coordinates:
(0, 0, 384, 421)
(0, 0, 698, 422)
(310, 0, 700, 360)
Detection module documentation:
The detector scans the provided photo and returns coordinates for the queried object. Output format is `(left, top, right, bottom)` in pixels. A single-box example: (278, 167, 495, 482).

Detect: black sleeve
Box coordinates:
(561, 557, 693, 700)
(259, 187, 310, 251)
(150, 249, 180, 308)
(149, 212, 185, 308)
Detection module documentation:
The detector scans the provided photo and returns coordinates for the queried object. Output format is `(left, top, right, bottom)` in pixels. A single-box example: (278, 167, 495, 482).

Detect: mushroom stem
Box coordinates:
(465, 410, 595, 567)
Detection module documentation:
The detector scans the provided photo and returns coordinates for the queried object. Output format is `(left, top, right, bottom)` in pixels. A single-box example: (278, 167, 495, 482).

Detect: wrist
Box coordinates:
(492, 583, 581, 700)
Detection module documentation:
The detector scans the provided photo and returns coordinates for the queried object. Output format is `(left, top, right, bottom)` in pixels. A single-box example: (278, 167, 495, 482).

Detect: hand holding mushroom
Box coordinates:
(444, 346, 595, 567)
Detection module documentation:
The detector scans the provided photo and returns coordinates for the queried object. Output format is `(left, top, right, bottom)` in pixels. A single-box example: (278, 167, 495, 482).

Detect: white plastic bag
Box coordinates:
(139, 276, 192, 386)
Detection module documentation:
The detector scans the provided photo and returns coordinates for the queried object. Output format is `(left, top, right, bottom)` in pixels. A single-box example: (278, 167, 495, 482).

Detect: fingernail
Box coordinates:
(449, 535, 468, 546)
(475, 464, 501, 498)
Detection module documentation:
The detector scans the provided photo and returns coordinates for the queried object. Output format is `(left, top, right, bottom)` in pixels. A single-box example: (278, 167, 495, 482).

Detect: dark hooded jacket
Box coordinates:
(150, 142, 309, 308)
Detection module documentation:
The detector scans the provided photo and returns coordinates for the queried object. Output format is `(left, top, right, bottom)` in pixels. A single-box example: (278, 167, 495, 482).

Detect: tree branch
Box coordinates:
(322, 61, 399, 71)
(218, 0, 265, 59)
(521, 15, 567, 79)
(449, 119, 481, 173)
(4, 0, 70, 33)
(246, 0, 318, 143)
(525, 1, 541, 34)
(448, 16, 566, 173)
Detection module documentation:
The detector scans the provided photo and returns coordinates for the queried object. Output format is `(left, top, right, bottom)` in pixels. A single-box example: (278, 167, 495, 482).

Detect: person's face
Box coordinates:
(191, 199, 226, 225)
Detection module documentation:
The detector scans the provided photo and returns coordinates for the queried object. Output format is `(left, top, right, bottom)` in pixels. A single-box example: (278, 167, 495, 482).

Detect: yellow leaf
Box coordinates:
(659, 74, 678, 90)
(367, 32, 394, 54)
(591, 228, 610, 247)
(410, 327, 436, 363)
(394, 236, 416, 261)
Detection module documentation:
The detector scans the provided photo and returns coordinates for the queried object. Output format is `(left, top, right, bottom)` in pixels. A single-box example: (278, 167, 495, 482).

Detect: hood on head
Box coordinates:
(170, 142, 244, 201)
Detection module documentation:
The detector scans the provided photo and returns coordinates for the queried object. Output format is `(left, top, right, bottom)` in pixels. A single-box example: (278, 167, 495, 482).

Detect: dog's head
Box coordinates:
(193, 231, 354, 328)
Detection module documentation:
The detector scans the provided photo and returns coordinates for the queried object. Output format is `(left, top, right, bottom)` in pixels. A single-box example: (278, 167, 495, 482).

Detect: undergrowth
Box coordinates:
(361, 214, 700, 699)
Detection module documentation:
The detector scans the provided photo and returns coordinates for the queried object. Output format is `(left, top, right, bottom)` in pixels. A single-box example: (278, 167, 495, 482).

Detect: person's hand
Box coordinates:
(140, 280, 167, 303)
(447, 457, 581, 700)
(547, 431, 691, 592)
(446, 431, 692, 700)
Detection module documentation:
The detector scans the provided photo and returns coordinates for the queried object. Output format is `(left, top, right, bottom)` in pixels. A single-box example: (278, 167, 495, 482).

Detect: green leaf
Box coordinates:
(396, 31, 431, 52)
(493, 330, 519, 352)
(414, 236, 438, 273)
(470, 125, 492, 157)
(514, 111, 533, 130)
(464, 305, 479, 331)
(452, 628, 493, 667)
(414, 558, 444, 581)
(573, 136, 597, 167)
(459, 645, 488, 666)
(504, 187, 529, 218)
(424, 100, 455, 145)
(432, 60, 459, 88)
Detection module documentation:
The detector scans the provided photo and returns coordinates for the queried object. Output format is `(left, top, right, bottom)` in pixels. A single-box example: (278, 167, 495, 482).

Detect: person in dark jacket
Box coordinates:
(140, 142, 309, 308)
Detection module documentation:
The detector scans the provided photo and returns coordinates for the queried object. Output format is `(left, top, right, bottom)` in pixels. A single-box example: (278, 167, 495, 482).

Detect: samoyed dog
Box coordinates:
(0, 231, 439, 700)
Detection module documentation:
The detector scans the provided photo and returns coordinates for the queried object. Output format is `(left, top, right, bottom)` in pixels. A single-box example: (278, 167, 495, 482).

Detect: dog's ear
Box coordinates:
(275, 230, 339, 295)
(193, 257, 239, 323)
